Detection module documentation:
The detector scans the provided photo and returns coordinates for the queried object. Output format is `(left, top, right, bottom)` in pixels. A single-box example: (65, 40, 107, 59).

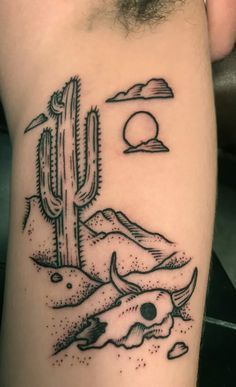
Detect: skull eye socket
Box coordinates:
(140, 302, 157, 321)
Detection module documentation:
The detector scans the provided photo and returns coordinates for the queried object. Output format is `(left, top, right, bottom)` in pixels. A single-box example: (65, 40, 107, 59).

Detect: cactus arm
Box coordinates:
(49, 92, 64, 116)
(38, 129, 62, 218)
(74, 109, 99, 207)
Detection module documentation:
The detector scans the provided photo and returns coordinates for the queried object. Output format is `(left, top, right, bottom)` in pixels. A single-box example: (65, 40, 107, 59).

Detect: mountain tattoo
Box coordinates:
(23, 76, 198, 367)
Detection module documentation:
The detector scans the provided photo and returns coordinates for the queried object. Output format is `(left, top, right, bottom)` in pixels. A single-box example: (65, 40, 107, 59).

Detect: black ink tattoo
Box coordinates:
(24, 113, 48, 133)
(122, 111, 169, 153)
(167, 342, 189, 360)
(38, 78, 101, 267)
(23, 76, 198, 366)
(106, 78, 173, 154)
(106, 78, 173, 102)
(76, 253, 197, 350)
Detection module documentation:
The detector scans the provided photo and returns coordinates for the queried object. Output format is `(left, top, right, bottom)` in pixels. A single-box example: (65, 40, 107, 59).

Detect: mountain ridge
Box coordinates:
(23, 197, 190, 282)
(85, 208, 175, 258)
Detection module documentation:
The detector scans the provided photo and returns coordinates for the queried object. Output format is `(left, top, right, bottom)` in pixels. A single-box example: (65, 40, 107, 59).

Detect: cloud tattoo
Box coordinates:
(106, 78, 174, 103)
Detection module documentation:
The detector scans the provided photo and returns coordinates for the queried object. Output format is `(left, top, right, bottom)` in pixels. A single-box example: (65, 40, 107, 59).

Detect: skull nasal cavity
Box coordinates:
(140, 302, 157, 321)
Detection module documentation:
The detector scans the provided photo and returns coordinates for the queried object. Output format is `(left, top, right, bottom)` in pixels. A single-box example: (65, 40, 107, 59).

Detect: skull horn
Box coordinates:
(172, 268, 198, 308)
(110, 252, 142, 295)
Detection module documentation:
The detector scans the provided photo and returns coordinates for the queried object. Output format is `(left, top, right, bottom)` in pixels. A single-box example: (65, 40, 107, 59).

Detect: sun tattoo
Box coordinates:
(23, 76, 198, 367)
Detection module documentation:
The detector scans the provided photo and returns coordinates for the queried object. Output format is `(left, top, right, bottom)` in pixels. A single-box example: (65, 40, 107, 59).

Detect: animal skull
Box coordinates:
(76, 252, 198, 350)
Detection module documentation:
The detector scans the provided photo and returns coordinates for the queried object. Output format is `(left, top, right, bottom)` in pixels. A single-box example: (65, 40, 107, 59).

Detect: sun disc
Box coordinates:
(123, 111, 159, 147)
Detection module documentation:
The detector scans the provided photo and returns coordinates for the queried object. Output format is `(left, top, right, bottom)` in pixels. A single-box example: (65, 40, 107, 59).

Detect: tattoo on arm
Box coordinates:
(23, 76, 198, 368)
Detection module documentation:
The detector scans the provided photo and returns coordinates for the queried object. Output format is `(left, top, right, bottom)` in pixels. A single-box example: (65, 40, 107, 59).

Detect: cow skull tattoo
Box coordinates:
(76, 253, 197, 350)
(23, 76, 198, 365)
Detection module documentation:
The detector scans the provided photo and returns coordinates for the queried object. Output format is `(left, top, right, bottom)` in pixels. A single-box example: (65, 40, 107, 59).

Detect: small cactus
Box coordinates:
(38, 77, 100, 267)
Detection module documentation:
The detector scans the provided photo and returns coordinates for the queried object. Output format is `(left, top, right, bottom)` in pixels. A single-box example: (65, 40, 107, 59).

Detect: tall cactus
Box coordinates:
(38, 77, 100, 267)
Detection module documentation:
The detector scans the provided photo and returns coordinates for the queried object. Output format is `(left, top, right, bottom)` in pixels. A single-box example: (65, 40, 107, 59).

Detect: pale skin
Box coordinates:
(0, 1, 235, 386)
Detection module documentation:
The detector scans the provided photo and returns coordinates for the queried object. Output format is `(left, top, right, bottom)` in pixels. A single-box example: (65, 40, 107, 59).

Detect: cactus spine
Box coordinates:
(38, 78, 100, 267)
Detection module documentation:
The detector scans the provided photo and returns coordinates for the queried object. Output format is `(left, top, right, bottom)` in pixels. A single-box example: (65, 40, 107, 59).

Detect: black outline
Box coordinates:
(46, 257, 189, 312)
(22, 195, 38, 230)
(36, 77, 101, 268)
(24, 113, 48, 133)
(77, 317, 175, 351)
(122, 111, 169, 154)
(86, 208, 173, 244)
(106, 78, 174, 103)
(25, 200, 191, 274)
(123, 111, 158, 147)
(167, 342, 189, 360)
(23, 76, 198, 361)
(172, 268, 198, 308)
(72, 262, 197, 352)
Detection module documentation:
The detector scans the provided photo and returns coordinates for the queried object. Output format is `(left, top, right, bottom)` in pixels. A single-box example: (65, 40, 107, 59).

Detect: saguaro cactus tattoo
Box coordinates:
(38, 78, 100, 267)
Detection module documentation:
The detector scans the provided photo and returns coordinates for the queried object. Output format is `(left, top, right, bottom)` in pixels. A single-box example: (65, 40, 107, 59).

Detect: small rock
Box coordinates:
(51, 272, 63, 283)
(167, 342, 188, 360)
